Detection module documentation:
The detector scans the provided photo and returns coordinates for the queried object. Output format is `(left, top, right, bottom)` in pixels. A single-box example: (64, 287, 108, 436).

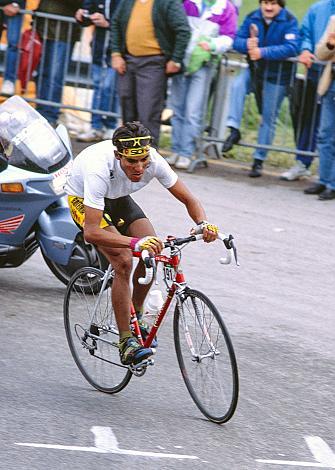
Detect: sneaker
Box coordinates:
(280, 161, 311, 181)
(304, 183, 326, 195)
(103, 128, 115, 140)
(222, 127, 241, 153)
(175, 155, 191, 170)
(119, 336, 153, 365)
(318, 188, 335, 200)
(76, 129, 103, 143)
(249, 159, 263, 178)
(1, 80, 15, 95)
(138, 319, 158, 348)
(165, 153, 179, 166)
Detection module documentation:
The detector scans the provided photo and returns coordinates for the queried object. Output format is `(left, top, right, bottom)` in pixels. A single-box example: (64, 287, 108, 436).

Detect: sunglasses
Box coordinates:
(116, 136, 152, 148)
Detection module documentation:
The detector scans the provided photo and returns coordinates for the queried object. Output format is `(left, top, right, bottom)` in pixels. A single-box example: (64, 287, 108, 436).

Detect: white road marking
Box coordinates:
(15, 426, 199, 460)
(256, 436, 335, 468)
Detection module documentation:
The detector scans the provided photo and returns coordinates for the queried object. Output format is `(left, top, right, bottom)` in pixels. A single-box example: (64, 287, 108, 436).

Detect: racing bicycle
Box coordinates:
(63, 232, 239, 424)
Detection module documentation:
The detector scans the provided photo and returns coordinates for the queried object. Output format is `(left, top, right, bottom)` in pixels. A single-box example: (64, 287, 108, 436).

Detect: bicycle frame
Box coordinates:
(86, 232, 237, 360)
(130, 245, 186, 349)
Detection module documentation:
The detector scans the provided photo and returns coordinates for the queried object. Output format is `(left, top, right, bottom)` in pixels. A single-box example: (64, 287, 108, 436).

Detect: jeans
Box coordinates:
(36, 40, 68, 124)
(292, 77, 320, 168)
(171, 65, 213, 158)
(254, 80, 287, 161)
(226, 68, 251, 130)
(226, 68, 287, 161)
(4, 8, 25, 83)
(317, 88, 335, 190)
(91, 64, 119, 130)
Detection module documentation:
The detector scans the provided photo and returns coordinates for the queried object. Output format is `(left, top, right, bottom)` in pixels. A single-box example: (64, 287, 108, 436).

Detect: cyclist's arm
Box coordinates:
(83, 205, 132, 249)
(168, 179, 207, 224)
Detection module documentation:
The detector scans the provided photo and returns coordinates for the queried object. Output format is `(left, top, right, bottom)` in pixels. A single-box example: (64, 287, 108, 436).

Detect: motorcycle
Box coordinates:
(0, 95, 108, 285)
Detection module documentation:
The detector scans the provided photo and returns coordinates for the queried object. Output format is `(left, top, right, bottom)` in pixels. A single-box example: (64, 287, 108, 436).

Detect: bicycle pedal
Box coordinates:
(129, 357, 155, 372)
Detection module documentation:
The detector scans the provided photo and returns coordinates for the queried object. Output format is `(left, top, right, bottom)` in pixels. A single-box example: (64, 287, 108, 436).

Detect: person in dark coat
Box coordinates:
(110, 0, 190, 146)
(76, 0, 120, 142)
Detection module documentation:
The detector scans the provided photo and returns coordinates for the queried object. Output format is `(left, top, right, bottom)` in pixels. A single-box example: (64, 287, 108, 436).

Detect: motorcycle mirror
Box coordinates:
(55, 123, 73, 159)
(0, 153, 8, 172)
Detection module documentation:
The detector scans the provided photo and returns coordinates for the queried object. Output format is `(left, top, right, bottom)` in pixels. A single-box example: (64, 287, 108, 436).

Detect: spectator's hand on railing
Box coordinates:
(298, 50, 315, 68)
(90, 13, 109, 28)
(248, 47, 262, 61)
(3, 3, 20, 16)
(112, 55, 127, 75)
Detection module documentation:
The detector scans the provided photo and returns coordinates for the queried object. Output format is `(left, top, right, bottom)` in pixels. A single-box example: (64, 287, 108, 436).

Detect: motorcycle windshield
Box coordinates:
(0, 96, 71, 174)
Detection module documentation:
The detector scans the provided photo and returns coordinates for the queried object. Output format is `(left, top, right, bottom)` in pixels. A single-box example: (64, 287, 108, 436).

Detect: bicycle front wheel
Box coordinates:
(174, 289, 239, 423)
(64, 267, 132, 394)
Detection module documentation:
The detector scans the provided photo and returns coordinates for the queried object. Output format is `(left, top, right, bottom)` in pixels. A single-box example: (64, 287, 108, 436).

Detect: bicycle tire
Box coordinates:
(64, 267, 132, 393)
(173, 288, 239, 423)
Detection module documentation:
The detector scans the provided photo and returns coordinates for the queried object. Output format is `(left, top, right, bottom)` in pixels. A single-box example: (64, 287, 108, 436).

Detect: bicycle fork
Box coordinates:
(178, 294, 220, 362)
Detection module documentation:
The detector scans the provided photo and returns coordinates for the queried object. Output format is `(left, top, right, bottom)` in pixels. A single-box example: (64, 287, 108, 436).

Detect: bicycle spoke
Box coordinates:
(64, 267, 132, 394)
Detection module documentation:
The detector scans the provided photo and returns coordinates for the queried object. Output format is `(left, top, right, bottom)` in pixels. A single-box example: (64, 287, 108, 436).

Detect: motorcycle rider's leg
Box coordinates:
(127, 217, 157, 313)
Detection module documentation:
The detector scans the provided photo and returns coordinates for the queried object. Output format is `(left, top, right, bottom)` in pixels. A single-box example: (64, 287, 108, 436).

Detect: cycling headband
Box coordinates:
(117, 146, 151, 158)
(115, 135, 152, 159)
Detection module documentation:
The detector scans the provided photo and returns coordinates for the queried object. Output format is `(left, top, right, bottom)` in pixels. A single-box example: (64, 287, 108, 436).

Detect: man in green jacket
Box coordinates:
(110, 0, 190, 146)
(35, 0, 81, 125)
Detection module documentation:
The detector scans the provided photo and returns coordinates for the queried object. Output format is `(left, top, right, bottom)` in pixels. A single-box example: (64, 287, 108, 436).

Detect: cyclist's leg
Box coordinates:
(98, 237, 153, 364)
(97, 228, 133, 334)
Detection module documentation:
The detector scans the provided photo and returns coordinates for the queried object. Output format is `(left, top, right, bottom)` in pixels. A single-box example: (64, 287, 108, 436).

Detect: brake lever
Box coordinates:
(221, 234, 240, 266)
(230, 240, 240, 266)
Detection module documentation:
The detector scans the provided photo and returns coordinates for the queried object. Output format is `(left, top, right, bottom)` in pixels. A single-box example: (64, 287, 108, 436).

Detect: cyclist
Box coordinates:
(65, 121, 219, 366)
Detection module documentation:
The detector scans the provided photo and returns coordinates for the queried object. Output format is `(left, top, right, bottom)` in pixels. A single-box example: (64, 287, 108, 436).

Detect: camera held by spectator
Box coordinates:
(76, 3, 105, 27)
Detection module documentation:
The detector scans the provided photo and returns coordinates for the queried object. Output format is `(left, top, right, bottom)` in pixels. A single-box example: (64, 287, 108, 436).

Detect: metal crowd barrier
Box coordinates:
(0, 8, 119, 130)
(0, 10, 325, 171)
(190, 54, 323, 173)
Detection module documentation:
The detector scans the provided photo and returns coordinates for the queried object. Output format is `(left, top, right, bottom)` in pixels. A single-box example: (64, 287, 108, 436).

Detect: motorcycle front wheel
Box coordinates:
(42, 238, 108, 286)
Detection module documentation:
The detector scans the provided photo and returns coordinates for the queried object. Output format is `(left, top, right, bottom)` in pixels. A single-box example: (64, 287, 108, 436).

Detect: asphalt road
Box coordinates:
(1, 161, 334, 470)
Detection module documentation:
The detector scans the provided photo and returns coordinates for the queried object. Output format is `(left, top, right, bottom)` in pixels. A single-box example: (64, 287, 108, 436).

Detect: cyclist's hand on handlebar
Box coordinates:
(130, 236, 164, 254)
(191, 221, 219, 243)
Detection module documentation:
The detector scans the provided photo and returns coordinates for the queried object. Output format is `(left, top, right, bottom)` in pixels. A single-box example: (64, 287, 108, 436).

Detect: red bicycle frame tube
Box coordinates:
(131, 250, 185, 348)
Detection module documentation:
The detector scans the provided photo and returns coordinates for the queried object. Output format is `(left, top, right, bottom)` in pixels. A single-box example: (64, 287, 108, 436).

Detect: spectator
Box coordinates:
(110, 0, 190, 147)
(304, 14, 335, 200)
(280, 2, 325, 182)
(75, 0, 120, 142)
(167, 0, 237, 170)
(0, 0, 26, 96)
(221, 0, 300, 178)
(35, 0, 82, 126)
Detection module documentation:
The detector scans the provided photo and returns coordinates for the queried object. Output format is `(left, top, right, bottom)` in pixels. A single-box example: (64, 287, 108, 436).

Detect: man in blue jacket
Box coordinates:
(221, 0, 300, 177)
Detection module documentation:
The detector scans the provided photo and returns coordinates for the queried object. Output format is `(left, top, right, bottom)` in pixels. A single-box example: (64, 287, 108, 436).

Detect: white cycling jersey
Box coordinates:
(65, 140, 178, 210)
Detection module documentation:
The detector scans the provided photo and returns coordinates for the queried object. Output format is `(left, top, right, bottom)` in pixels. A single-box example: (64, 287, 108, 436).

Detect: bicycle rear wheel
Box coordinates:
(64, 267, 132, 393)
(174, 289, 238, 423)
